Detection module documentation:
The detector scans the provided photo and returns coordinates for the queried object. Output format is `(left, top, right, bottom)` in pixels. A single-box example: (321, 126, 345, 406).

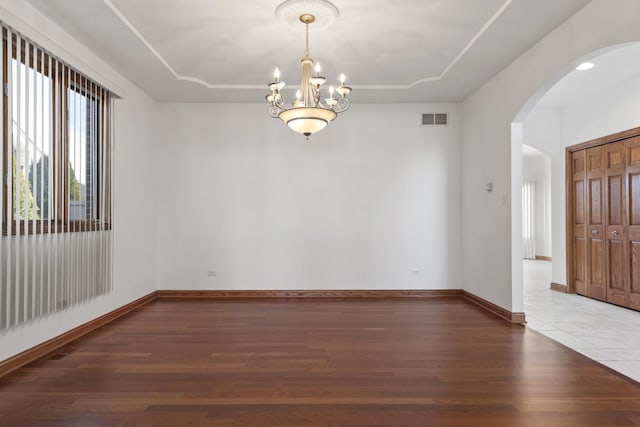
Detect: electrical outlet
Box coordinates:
(410, 270, 421, 277)
(207, 270, 216, 277)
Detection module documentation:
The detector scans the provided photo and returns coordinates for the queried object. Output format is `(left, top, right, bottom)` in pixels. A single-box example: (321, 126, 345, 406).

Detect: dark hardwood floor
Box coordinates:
(1, 298, 639, 426)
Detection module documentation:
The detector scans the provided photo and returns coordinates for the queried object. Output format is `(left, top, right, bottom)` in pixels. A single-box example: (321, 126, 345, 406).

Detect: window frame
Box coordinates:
(1, 31, 111, 236)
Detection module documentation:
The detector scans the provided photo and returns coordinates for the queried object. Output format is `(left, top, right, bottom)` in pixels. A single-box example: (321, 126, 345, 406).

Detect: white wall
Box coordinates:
(0, 0, 158, 361)
(155, 103, 462, 291)
(522, 152, 551, 258)
(562, 73, 640, 146)
(462, 0, 640, 312)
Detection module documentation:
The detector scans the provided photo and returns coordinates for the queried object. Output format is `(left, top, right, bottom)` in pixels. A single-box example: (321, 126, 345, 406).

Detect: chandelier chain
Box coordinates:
(305, 23, 310, 57)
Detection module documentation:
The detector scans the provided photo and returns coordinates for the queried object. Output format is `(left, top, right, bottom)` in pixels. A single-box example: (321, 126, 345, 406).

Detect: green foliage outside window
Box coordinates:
(13, 156, 40, 220)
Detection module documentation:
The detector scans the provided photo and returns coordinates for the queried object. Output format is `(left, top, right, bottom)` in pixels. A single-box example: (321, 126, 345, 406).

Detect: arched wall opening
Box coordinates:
(462, 2, 640, 318)
(510, 42, 640, 313)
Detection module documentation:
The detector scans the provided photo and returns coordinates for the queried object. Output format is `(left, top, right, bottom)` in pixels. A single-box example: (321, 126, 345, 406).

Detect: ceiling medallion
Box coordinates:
(266, 0, 352, 139)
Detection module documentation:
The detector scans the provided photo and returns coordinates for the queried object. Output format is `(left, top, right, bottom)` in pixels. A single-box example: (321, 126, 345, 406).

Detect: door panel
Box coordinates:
(586, 146, 606, 300)
(587, 148, 603, 173)
(607, 175, 623, 225)
(628, 141, 640, 166)
(573, 154, 585, 177)
(571, 150, 587, 295)
(589, 178, 603, 225)
(589, 237, 606, 301)
(629, 229, 640, 310)
(608, 240, 625, 290)
(630, 239, 640, 294)
(627, 137, 640, 310)
(629, 173, 640, 225)
(575, 181, 585, 225)
(574, 236, 587, 295)
(604, 141, 628, 306)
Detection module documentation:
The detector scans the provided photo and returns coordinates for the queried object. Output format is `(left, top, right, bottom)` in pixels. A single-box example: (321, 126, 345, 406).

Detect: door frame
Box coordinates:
(565, 126, 640, 294)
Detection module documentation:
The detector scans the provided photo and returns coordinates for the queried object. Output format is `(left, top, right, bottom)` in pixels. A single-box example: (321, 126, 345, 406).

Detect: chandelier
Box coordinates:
(266, 0, 352, 138)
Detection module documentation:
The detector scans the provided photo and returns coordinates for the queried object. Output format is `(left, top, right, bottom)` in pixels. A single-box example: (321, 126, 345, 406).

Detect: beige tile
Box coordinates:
(524, 259, 640, 382)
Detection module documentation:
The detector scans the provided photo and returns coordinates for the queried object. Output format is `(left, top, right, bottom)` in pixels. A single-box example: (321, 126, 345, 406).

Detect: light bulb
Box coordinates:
(274, 68, 281, 81)
(339, 73, 346, 85)
(576, 62, 594, 71)
(329, 86, 335, 97)
(315, 63, 321, 75)
(296, 89, 301, 99)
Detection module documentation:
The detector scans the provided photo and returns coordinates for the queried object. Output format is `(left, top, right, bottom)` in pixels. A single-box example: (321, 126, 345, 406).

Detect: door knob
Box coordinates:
(591, 229, 598, 235)
(612, 230, 619, 236)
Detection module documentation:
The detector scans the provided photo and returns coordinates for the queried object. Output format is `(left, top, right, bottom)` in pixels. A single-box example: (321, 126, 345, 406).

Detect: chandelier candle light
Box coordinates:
(266, 0, 352, 138)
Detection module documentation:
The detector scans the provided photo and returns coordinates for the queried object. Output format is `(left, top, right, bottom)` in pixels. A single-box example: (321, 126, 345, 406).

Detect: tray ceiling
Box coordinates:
(25, 0, 591, 103)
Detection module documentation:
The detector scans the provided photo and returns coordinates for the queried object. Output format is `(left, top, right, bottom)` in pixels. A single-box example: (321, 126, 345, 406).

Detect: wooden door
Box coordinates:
(604, 141, 628, 306)
(571, 150, 587, 296)
(586, 146, 606, 300)
(626, 137, 640, 310)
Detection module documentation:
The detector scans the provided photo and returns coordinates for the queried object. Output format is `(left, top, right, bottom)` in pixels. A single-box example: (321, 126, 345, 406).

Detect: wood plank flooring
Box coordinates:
(1, 298, 639, 426)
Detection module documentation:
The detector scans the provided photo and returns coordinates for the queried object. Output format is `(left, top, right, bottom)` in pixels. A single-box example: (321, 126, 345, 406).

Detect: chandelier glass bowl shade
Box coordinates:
(266, 1, 351, 138)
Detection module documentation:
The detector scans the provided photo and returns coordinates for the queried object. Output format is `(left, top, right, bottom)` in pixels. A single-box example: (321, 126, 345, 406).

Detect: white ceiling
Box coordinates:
(538, 43, 640, 108)
(522, 144, 545, 158)
(25, 0, 591, 103)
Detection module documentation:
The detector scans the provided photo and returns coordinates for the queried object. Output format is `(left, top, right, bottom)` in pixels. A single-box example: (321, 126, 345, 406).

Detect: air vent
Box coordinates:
(421, 113, 448, 126)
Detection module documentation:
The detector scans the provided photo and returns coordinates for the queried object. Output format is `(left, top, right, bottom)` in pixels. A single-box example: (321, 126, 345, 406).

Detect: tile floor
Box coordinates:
(524, 259, 640, 382)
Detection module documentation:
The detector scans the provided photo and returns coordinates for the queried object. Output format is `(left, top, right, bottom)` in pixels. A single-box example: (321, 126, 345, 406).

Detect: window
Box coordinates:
(0, 25, 114, 330)
(2, 30, 111, 235)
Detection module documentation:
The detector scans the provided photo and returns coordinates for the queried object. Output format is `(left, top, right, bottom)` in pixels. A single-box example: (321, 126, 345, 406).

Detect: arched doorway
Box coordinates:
(510, 42, 640, 315)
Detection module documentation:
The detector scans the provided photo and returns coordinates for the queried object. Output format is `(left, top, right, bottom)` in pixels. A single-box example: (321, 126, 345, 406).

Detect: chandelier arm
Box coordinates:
(268, 104, 281, 118)
(333, 97, 350, 113)
(315, 90, 326, 108)
(269, 94, 285, 110)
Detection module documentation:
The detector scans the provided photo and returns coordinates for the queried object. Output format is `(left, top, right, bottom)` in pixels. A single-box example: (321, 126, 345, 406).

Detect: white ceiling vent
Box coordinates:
(421, 113, 448, 126)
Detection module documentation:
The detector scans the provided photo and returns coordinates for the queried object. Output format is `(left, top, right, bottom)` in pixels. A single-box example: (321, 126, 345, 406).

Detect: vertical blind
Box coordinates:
(522, 180, 536, 260)
(0, 24, 113, 330)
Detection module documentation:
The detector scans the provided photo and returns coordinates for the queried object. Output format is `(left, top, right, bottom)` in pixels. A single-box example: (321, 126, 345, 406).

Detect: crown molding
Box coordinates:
(103, 0, 513, 91)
